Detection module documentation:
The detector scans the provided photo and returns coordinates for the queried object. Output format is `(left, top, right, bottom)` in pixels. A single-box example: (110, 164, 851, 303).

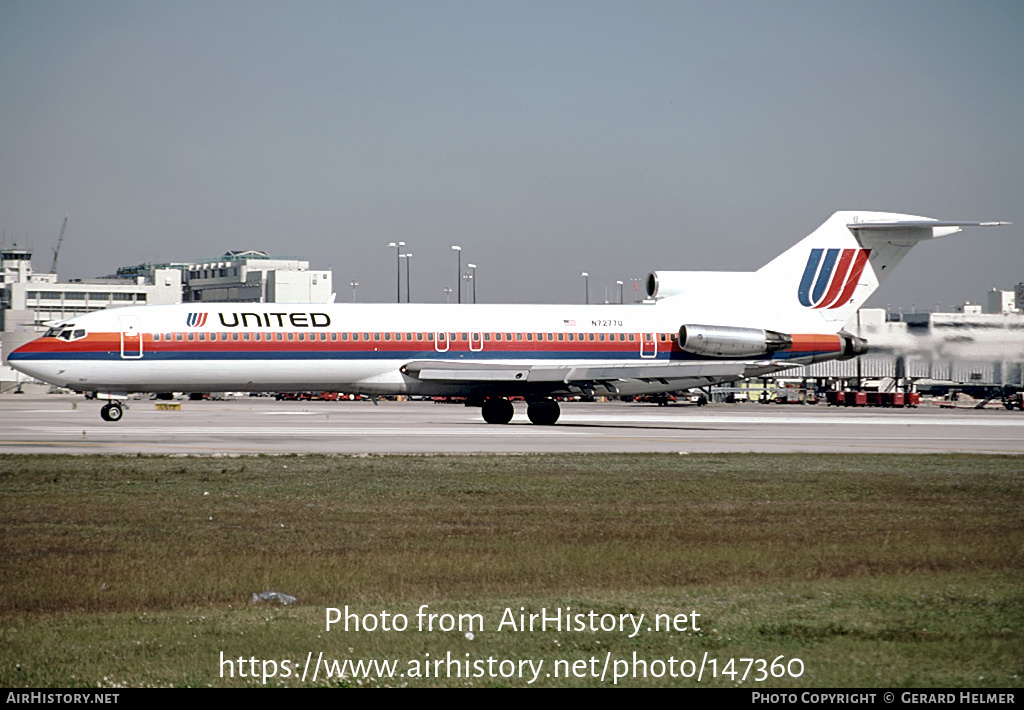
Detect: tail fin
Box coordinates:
(755, 211, 1008, 331)
(649, 211, 1008, 333)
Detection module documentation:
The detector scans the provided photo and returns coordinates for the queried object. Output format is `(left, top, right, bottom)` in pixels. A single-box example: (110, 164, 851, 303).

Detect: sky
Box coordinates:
(1, 0, 1021, 309)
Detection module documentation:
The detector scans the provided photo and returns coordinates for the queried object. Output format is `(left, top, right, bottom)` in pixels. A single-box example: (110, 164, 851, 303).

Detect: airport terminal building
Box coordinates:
(762, 289, 1024, 397)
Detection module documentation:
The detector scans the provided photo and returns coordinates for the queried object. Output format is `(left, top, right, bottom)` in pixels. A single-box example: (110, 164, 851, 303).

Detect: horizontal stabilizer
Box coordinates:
(848, 220, 1009, 229)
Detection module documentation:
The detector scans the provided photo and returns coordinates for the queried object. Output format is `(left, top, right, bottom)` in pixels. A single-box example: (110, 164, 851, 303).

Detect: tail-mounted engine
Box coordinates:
(677, 325, 792, 358)
(677, 325, 870, 360)
(838, 331, 868, 359)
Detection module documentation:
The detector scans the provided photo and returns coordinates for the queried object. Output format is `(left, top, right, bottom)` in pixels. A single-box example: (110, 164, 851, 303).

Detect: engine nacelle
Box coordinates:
(678, 324, 792, 358)
(839, 332, 869, 359)
(647, 270, 749, 300)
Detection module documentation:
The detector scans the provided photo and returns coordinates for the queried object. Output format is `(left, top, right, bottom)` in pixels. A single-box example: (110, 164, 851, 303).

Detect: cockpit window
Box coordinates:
(44, 323, 86, 340)
(50, 328, 87, 342)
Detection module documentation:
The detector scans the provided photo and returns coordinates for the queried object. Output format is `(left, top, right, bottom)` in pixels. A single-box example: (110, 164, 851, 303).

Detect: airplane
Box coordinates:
(8, 211, 1008, 424)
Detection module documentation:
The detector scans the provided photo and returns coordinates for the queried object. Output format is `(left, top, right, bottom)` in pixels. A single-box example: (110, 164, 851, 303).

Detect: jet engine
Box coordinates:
(838, 332, 869, 359)
(677, 325, 791, 358)
(646, 270, 749, 300)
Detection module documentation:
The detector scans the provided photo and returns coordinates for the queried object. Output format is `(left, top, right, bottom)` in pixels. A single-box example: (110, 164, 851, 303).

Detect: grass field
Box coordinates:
(1, 453, 1021, 687)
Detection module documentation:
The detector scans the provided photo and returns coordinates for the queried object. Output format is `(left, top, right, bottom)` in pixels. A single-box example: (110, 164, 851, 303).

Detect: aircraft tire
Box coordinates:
(527, 400, 560, 425)
(101, 403, 123, 422)
(481, 398, 514, 424)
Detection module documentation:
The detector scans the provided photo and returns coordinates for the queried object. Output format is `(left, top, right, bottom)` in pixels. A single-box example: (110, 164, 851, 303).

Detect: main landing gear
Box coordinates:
(100, 402, 124, 422)
(481, 397, 514, 424)
(526, 399, 560, 425)
(479, 397, 561, 425)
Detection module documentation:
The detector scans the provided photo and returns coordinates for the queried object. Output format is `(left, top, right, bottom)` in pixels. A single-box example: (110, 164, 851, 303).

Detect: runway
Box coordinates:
(1, 393, 1022, 454)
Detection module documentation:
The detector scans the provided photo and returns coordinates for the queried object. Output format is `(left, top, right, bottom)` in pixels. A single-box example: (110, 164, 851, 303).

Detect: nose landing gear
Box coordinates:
(100, 402, 124, 422)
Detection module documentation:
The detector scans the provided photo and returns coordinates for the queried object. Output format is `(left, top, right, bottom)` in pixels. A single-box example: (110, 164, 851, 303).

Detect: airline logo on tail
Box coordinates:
(797, 248, 871, 309)
(186, 312, 209, 327)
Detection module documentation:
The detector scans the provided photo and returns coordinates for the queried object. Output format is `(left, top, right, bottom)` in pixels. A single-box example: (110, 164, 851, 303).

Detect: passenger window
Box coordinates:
(232, 333, 239, 341)
(416, 333, 423, 341)
(527, 333, 533, 341)
(588, 334, 595, 342)
(427, 333, 434, 341)
(516, 333, 523, 341)
(558, 333, 564, 341)
(598, 334, 605, 342)
(176, 333, 183, 341)
(288, 333, 294, 341)
(406, 332, 413, 340)
(298, 333, 304, 341)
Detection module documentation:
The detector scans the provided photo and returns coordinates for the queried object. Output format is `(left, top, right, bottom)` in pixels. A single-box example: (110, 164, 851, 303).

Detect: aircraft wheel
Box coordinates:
(100, 403, 123, 422)
(527, 400, 560, 425)
(481, 397, 514, 424)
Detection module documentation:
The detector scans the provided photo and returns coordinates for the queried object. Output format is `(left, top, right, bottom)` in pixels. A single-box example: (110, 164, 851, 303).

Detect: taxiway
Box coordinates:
(1, 393, 1021, 455)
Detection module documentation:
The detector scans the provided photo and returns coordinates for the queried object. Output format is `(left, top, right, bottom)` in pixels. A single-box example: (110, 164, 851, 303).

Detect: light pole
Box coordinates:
(617, 280, 624, 304)
(468, 263, 477, 303)
(350, 280, 358, 303)
(443, 286, 452, 303)
(388, 242, 405, 303)
(452, 246, 462, 303)
(400, 253, 412, 303)
(581, 272, 589, 304)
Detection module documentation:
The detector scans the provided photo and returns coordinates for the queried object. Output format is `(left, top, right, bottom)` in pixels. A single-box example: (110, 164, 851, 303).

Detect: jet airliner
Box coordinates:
(8, 211, 1008, 424)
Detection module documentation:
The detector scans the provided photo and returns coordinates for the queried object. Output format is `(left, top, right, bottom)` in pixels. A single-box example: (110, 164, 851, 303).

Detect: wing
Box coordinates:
(400, 359, 749, 395)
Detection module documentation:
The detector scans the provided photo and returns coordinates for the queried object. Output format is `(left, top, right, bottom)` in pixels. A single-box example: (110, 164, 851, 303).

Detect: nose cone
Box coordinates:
(7, 337, 66, 386)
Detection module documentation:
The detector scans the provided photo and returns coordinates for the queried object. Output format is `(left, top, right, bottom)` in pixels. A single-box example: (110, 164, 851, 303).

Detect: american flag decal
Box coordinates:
(186, 312, 208, 327)
(563, 319, 576, 326)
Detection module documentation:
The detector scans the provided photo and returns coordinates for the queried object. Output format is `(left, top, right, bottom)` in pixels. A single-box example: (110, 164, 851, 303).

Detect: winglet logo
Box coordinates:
(186, 312, 208, 327)
(797, 248, 871, 309)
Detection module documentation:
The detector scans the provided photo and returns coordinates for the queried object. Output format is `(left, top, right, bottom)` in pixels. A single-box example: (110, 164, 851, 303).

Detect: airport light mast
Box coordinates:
(400, 253, 412, 302)
(388, 242, 405, 303)
(451, 246, 462, 303)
